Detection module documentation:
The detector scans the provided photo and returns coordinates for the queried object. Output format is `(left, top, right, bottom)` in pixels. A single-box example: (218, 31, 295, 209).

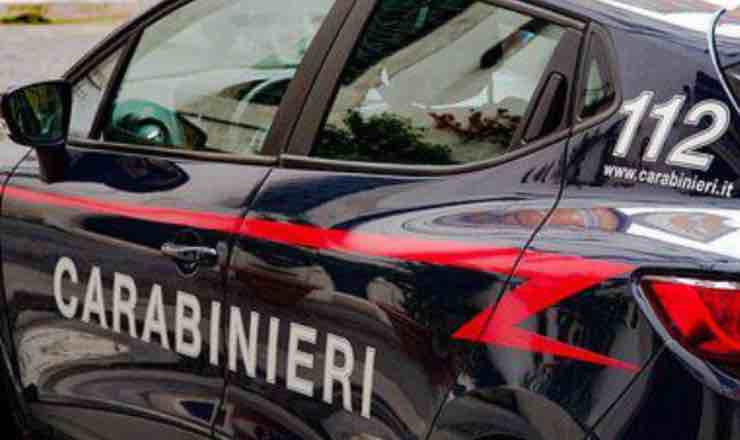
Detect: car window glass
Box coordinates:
(312, 0, 568, 166)
(104, 0, 335, 155)
(580, 35, 615, 119)
(70, 48, 123, 138)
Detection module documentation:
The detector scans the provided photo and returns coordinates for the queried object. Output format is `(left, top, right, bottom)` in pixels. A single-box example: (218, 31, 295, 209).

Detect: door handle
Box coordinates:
(161, 243, 218, 265)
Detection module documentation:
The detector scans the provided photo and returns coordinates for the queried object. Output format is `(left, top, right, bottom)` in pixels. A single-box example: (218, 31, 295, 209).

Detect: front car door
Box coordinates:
(218, 1, 585, 439)
(0, 0, 347, 438)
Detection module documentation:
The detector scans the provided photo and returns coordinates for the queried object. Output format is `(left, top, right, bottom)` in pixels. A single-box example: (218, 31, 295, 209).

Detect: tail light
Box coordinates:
(641, 275, 740, 366)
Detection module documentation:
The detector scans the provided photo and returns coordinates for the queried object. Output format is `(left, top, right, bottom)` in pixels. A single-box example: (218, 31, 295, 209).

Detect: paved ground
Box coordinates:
(0, 22, 123, 91)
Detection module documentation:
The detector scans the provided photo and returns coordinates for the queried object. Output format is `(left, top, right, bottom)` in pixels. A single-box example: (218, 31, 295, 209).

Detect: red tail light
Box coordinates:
(641, 276, 740, 365)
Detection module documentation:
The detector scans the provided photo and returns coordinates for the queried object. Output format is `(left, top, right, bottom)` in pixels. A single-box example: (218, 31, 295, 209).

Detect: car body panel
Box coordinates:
(4, 0, 740, 439)
(480, 9, 740, 439)
(221, 138, 566, 440)
(0, 148, 273, 437)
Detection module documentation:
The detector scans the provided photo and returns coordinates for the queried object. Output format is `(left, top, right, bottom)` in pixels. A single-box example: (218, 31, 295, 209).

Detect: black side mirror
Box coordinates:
(1, 80, 71, 149)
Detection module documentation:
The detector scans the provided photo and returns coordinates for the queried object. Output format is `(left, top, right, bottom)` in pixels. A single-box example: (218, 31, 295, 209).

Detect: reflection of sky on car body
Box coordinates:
(593, 0, 740, 37)
(596, 0, 732, 13)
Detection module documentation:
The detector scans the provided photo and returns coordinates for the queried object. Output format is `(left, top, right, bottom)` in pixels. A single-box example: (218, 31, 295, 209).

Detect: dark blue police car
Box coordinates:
(1, 0, 740, 439)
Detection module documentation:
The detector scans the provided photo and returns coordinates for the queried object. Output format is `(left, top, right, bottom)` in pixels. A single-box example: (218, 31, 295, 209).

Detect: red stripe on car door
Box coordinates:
(3, 185, 639, 371)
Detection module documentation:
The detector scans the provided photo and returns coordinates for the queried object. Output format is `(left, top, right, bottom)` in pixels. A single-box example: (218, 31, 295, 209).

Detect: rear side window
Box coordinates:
(312, 1, 569, 166)
(579, 33, 616, 119)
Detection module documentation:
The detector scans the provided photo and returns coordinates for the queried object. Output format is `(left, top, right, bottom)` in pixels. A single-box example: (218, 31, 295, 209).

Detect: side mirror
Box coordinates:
(1, 80, 71, 149)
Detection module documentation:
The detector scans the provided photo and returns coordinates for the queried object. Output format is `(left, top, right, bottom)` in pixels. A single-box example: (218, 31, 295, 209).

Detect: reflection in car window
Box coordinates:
(580, 35, 616, 119)
(70, 48, 122, 138)
(312, 0, 568, 166)
(105, 0, 335, 155)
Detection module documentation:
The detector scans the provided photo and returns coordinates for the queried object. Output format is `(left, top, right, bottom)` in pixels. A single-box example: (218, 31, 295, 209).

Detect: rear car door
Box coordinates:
(0, 1, 347, 439)
(217, 1, 585, 439)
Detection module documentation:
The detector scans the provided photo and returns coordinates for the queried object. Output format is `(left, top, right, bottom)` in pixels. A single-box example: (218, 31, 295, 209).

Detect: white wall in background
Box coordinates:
(137, 0, 159, 11)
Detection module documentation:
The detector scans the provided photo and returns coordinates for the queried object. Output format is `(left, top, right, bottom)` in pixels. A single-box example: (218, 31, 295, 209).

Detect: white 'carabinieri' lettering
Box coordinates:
(324, 333, 354, 412)
(53, 256, 79, 319)
(142, 284, 170, 350)
(175, 291, 202, 358)
(228, 307, 258, 377)
(113, 272, 138, 338)
(287, 323, 317, 398)
(209, 301, 221, 366)
(82, 266, 108, 329)
(51, 256, 378, 419)
(266, 316, 280, 385)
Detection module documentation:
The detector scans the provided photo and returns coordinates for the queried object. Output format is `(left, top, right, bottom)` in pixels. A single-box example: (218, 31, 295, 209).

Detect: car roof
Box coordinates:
(537, 0, 740, 36)
(531, 0, 740, 58)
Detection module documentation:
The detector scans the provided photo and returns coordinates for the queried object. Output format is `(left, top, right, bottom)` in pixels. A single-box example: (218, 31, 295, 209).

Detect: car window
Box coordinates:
(70, 48, 123, 138)
(311, 0, 569, 166)
(103, 0, 335, 155)
(580, 34, 616, 119)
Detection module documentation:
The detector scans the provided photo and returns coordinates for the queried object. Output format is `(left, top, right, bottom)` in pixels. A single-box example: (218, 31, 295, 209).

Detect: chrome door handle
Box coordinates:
(161, 243, 218, 264)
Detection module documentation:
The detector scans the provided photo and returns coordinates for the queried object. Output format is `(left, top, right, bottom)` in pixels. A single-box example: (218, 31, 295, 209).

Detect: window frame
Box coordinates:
(282, 0, 605, 176)
(62, 0, 357, 165)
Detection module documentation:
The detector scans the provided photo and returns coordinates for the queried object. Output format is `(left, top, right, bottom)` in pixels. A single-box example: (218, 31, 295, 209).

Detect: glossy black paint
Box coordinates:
(0, 147, 270, 439)
(503, 5, 740, 439)
(223, 137, 565, 439)
(0, 137, 33, 439)
(2, 0, 740, 439)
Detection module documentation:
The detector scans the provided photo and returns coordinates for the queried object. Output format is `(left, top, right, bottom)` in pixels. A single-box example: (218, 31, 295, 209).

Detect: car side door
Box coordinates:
(218, 1, 585, 439)
(0, 1, 350, 439)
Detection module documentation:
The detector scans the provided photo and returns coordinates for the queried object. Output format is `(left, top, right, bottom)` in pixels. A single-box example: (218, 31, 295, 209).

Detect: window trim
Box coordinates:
(280, 123, 572, 177)
(283, 0, 377, 159)
(283, 0, 589, 176)
(63, 0, 357, 165)
(68, 138, 278, 166)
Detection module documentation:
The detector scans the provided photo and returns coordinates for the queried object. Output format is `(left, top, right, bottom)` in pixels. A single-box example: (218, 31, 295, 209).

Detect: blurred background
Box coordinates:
(0, 0, 152, 90)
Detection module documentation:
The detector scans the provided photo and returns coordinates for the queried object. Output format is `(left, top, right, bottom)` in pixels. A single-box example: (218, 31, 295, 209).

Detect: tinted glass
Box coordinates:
(312, 0, 567, 166)
(105, 0, 334, 155)
(580, 35, 615, 119)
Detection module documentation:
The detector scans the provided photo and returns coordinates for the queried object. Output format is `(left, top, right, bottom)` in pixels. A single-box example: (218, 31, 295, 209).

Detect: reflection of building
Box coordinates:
(401, 202, 740, 261)
(42, 368, 222, 427)
(15, 315, 223, 431)
(18, 322, 129, 387)
(620, 207, 740, 258)
(327, 2, 562, 164)
(251, 175, 408, 224)
(220, 389, 323, 440)
(232, 244, 461, 433)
